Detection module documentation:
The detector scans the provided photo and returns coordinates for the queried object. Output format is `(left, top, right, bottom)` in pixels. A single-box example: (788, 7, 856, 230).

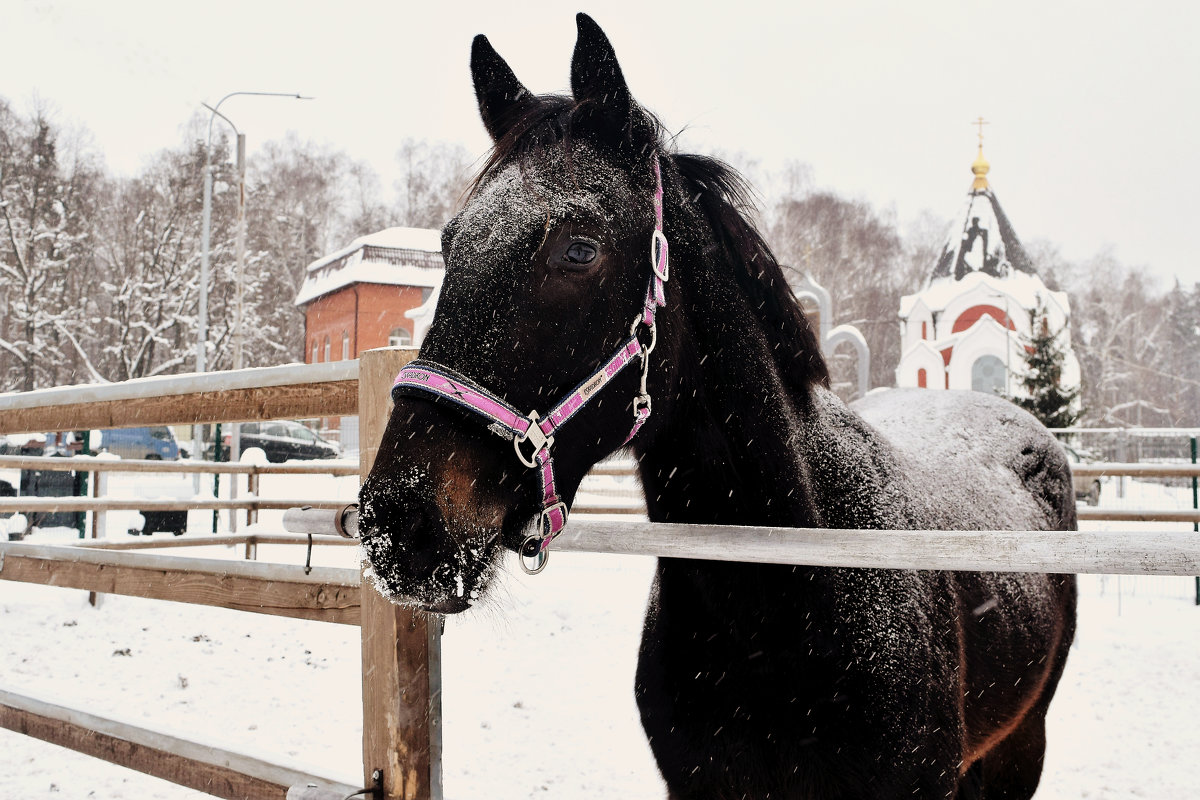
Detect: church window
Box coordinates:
(921, 321, 928, 340)
(917, 368, 927, 388)
(323, 336, 331, 362)
(389, 327, 412, 347)
(342, 331, 351, 360)
(971, 355, 1006, 395)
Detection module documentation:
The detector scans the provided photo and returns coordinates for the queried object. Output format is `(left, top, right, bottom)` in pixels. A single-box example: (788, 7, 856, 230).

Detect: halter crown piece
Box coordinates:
(392, 157, 669, 574)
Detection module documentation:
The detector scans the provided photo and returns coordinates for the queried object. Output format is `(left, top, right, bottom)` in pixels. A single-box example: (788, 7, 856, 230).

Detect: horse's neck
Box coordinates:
(638, 329, 907, 533)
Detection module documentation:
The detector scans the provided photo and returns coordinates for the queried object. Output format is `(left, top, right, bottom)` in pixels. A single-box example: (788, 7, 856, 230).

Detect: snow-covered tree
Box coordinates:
(90, 140, 218, 380)
(394, 138, 472, 230)
(1009, 303, 1081, 428)
(768, 189, 906, 392)
(0, 103, 101, 390)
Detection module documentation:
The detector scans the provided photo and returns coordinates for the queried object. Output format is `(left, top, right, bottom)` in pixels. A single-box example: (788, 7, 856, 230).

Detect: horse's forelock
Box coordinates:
(467, 93, 665, 202)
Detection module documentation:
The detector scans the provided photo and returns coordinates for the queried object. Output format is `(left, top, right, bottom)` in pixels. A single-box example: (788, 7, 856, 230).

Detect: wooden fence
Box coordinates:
(2, 348, 1200, 800)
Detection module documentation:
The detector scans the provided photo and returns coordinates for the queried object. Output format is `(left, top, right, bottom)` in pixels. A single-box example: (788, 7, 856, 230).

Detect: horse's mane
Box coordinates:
(671, 154, 831, 393)
(467, 94, 830, 394)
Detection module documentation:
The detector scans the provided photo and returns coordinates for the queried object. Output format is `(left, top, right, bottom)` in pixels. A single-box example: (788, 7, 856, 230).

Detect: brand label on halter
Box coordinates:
(580, 372, 606, 399)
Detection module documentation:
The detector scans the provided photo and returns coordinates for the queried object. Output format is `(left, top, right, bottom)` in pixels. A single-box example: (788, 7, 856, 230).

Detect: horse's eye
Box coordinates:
(564, 241, 598, 265)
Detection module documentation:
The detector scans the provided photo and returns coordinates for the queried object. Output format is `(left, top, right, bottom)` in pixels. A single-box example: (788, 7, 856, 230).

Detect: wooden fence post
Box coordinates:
(358, 347, 441, 800)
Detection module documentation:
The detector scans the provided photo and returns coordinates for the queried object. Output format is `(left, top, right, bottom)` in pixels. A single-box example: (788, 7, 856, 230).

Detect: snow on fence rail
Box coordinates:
(1, 348, 1199, 800)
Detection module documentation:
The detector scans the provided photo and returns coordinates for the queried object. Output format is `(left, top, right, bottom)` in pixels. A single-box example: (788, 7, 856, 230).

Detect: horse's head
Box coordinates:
(359, 14, 674, 612)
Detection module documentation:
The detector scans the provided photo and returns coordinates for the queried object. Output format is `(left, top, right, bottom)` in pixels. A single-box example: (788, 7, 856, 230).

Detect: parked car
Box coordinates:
(96, 426, 180, 461)
(1064, 446, 1102, 506)
(212, 421, 340, 463)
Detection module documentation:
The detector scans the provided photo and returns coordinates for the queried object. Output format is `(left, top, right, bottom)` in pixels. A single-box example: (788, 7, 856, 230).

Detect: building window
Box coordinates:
(323, 336, 331, 362)
(389, 327, 412, 347)
(312, 340, 319, 363)
(917, 368, 927, 388)
(971, 355, 1006, 395)
(342, 331, 351, 360)
(921, 321, 928, 340)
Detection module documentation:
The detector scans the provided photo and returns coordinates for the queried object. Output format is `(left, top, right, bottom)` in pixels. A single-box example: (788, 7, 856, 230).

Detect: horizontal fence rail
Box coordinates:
(0, 540, 361, 624)
(0, 497, 347, 513)
(551, 519, 1200, 576)
(0, 687, 358, 800)
(0, 360, 360, 434)
(1070, 463, 1200, 479)
(275, 508, 1200, 577)
(0, 454, 359, 476)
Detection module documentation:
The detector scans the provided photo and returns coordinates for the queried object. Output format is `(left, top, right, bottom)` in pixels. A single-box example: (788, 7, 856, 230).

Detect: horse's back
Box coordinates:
(852, 388, 1077, 533)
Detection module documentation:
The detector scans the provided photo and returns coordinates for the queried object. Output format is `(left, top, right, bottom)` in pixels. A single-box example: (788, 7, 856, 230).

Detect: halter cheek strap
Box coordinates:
(392, 158, 669, 574)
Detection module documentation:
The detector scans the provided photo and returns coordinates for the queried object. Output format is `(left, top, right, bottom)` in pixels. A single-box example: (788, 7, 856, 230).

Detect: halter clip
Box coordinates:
(513, 412, 553, 468)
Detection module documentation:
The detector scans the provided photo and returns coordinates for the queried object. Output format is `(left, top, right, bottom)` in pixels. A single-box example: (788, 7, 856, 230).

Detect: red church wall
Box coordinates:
(951, 304, 1015, 335)
(304, 283, 430, 363)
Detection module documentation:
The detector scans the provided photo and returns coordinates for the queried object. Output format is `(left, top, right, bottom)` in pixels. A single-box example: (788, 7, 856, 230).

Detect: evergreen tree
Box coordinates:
(1010, 303, 1081, 428)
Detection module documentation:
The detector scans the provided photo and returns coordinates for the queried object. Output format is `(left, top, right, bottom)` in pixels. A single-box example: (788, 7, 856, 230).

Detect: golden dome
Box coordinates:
(971, 145, 990, 191)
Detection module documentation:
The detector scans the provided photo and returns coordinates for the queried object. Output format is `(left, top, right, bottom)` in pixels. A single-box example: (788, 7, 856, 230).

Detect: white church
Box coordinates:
(896, 141, 1080, 398)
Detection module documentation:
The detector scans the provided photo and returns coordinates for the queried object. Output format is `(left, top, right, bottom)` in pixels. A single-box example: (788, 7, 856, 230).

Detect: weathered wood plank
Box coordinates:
(0, 455, 358, 476)
(1071, 462, 1200, 478)
(0, 497, 346, 513)
(549, 519, 1200, 575)
(0, 542, 362, 624)
(0, 361, 368, 435)
(71, 533, 357, 551)
(358, 347, 441, 800)
(0, 380, 357, 434)
(0, 688, 359, 800)
(1076, 508, 1200, 523)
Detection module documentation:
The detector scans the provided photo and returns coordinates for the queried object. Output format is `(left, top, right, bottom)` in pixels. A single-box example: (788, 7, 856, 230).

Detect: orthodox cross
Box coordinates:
(973, 116, 989, 147)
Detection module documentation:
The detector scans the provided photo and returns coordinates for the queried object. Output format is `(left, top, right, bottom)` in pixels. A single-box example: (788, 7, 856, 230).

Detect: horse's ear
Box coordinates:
(570, 13, 655, 156)
(471, 34, 535, 142)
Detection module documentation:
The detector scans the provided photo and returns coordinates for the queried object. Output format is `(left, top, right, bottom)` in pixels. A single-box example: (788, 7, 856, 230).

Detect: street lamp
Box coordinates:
(197, 91, 312, 376)
(194, 91, 311, 481)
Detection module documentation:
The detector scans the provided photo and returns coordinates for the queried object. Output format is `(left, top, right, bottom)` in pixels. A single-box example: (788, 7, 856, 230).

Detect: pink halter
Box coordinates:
(392, 158, 669, 574)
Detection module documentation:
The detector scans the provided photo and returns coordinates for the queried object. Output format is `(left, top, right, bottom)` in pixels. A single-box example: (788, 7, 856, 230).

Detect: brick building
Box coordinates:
(293, 227, 443, 449)
(294, 227, 444, 364)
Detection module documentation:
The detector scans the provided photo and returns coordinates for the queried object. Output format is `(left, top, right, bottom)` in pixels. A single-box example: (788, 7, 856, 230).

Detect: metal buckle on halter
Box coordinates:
(633, 393, 652, 418)
(513, 411, 554, 469)
(650, 229, 669, 282)
(539, 500, 568, 539)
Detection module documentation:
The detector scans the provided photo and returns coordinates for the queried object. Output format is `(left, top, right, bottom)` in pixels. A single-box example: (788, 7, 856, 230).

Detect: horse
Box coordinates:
(359, 14, 1077, 799)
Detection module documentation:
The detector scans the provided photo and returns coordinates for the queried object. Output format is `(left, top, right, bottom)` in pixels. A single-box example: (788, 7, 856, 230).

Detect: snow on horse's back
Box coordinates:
(854, 387, 1078, 533)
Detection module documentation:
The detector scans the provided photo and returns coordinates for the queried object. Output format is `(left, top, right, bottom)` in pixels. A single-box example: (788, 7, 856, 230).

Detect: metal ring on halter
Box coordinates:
(629, 314, 658, 356)
(650, 230, 669, 281)
(519, 534, 549, 574)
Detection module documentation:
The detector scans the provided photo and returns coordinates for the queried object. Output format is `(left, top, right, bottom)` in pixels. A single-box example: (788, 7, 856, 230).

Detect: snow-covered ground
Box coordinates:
(1, 469, 1198, 798)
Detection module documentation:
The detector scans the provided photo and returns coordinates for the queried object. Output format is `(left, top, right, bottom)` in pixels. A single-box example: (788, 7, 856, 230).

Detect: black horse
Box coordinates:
(360, 15, 1077, 799)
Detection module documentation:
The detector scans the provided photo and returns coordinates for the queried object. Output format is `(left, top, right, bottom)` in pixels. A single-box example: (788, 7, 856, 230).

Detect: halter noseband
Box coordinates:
(392, 157, 669, 574)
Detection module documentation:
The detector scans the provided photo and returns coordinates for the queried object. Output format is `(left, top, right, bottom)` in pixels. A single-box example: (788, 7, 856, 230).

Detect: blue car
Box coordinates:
(97, 427, 181, 461)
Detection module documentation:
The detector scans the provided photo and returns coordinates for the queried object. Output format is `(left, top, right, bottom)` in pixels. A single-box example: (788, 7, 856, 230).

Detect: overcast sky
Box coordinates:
(5, 0, 1198, 287)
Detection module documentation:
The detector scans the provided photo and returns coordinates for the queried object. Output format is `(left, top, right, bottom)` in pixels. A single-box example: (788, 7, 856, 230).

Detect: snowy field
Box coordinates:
(1, 468, 1198, 798)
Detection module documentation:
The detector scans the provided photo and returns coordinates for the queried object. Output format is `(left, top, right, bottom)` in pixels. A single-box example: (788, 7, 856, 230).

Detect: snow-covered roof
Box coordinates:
(929, 187, 1035, 285)
(294, 226, 444, 307)
(901, 269, 1060, 317)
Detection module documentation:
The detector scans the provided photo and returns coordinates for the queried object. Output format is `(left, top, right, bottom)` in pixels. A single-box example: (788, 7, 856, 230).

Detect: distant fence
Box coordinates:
(1, 358, 1199, 800)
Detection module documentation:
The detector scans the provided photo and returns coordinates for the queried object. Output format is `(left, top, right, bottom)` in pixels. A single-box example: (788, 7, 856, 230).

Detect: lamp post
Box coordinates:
(193, 91, 310, 490)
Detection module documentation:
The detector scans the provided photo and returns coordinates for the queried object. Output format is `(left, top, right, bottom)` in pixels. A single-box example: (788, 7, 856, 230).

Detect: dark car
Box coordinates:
(216, 421, 340, 463)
